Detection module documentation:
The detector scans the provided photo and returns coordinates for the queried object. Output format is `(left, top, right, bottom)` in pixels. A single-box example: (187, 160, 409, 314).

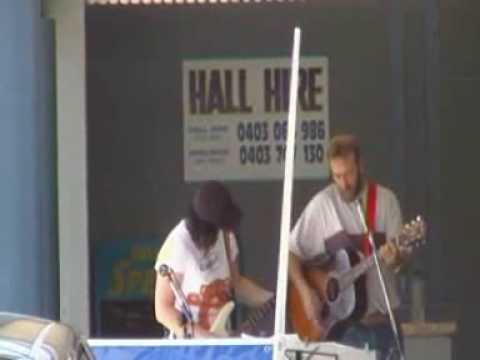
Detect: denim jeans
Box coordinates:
(339, 322, 403, 360)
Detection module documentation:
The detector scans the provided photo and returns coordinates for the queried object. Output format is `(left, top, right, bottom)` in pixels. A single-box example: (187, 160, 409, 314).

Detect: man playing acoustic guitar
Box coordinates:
(289, 134, 415, 359)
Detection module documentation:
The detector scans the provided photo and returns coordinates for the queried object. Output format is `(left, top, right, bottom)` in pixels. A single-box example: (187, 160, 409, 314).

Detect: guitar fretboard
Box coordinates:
(240, 297, 275, 334)
(337, 226, 422, 291)
(338, 253, 376, 291)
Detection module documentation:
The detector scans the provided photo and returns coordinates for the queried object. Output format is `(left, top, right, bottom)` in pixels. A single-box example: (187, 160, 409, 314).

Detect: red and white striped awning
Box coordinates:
(86, 0, 305, 5)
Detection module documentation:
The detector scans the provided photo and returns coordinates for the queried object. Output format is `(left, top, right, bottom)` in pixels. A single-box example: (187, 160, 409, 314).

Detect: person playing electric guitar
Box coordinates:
(154, 181, 273, 338)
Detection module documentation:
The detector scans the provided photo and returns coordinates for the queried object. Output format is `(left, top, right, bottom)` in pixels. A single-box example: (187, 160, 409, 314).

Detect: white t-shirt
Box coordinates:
(154, 219, 239, 330)
(290, 183, 403, 315)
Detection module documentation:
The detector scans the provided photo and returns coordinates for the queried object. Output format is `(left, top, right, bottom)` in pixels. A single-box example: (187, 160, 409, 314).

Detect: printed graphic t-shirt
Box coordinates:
(154, 219, 239, 330)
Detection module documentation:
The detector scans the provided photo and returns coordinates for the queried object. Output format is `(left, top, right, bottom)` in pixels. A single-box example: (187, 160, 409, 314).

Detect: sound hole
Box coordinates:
(326, 278, 340, 302)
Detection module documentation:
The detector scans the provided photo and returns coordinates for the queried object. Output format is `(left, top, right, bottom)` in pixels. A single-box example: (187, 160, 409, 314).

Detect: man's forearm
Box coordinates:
(324, 231, 387, 254)
(324, 231, 357, 254)
(288, 252, 311, 297)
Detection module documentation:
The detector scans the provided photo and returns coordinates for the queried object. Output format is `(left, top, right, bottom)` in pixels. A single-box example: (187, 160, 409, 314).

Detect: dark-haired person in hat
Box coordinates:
(154, 181, 273, 338)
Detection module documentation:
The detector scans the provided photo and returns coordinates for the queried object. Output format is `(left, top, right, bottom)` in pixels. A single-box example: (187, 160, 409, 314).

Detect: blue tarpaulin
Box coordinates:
(90, 339, 272, 360)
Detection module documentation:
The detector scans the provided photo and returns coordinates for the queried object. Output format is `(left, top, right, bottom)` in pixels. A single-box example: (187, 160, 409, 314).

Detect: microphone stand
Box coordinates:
(355, 201, 405, 360)
(159, 264, 195, 338)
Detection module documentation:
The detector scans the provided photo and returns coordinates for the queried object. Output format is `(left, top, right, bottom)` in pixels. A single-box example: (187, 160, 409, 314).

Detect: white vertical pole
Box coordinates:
(46, 0, 90, 335)
(273, 27, 301, 360)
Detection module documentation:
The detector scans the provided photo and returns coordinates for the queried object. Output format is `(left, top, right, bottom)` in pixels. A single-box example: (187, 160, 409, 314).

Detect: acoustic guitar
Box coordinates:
(288, 216, 426, 341)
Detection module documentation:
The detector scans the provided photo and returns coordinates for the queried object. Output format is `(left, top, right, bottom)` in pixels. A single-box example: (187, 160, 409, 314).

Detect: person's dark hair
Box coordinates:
(185, 181, 242, 252)
(185, 205, 219, 252)
(327, 134, 361, 164)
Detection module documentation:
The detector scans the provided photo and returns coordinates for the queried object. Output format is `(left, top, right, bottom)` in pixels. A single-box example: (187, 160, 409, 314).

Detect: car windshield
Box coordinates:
(0, 336, 56, 360)
(0, 338, 33, 359)
(0, 313, 94, 360)
(0, 315, 48, 344)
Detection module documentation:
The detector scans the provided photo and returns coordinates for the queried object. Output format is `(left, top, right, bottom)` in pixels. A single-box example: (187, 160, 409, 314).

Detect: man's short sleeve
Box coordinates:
(289, 191, 342, 260)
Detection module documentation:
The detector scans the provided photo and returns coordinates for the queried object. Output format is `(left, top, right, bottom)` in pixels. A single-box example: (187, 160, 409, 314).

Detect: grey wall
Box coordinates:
(437, 0, 480, 357)
(87, 1, 394, 276)
(0, 0, 58, 318)
(86, 1, 480, 358)
(86, 3, 396, 328)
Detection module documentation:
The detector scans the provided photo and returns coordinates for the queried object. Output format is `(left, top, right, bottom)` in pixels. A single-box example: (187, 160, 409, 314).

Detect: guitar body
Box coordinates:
(288, 249, 356, 341)
(210, 301, 235, 336)
(288, 217, 426, 341)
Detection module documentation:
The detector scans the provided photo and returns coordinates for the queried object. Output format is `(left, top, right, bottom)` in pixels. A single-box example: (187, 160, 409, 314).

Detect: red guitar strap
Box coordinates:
(362, 182, 378, 255)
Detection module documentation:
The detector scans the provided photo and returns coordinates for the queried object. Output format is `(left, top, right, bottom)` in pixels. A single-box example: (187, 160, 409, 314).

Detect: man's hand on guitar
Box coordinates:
(380, 241, 411, 271)
(381, 216, 426, 271)
(380, 242, 400, 267)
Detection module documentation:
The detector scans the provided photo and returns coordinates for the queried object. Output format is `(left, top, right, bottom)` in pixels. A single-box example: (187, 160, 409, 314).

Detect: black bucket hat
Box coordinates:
(192, 181, 242, 229)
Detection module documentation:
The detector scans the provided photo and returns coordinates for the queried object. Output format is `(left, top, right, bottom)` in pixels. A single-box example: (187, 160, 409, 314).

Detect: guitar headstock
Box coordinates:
(398, 216, 427, 252)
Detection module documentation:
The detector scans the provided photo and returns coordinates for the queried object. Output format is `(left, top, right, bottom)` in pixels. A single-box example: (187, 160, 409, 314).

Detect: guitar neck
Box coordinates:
(337, 224, 424, 292)
(338, 249, 379, 292)
(238, 298, 275, 334)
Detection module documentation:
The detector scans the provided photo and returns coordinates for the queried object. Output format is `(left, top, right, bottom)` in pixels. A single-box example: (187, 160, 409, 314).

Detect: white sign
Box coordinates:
(182, 57, 329, 181)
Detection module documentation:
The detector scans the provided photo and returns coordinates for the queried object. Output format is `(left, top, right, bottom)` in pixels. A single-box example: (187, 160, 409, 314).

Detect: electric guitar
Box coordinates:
(210, 297, 276, 337)
(288, 216, 426, 341)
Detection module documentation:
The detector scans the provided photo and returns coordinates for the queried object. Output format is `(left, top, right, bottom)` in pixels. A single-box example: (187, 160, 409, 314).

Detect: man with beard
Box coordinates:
(288, 134, 409, 359)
